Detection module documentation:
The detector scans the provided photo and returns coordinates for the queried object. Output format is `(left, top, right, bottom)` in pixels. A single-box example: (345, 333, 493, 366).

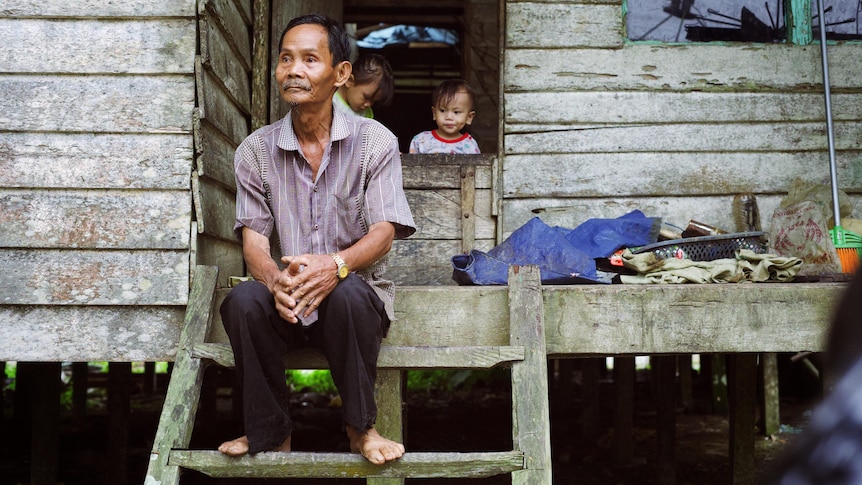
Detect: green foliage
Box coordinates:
(283, 368, 510, 395)
(407, 369, 509, 393)
(286, 370, 337, 394)
(3, 361, 15, 392)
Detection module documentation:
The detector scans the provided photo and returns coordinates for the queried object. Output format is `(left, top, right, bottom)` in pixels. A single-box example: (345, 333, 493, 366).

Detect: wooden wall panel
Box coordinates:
(0, 18, 195, 74)
(505, 122, 862, 154)
(502, 1, 862, 237)
(0, 76, 194, 133)
(504, 151, 862, 198)
(506, 3, 622, 48)
(407, 189, 495, 240)
(195, 121, 239, 192)
(0, 306, 185, 361)
(193, 174, 238, 241)
(506, 92, 862, 124)
(192, 0, 250, 280)
(0, 4, 197, 360)
(0, 249, 189, 305)
(389, 239, 495, 286)
(0, 0, 195, 17)
(200, 16, 252, 113)
(196, 59, 250, 146)
(200, 0, 253, 71)
(0, 190, 190, 249)
(502, 196, 862, 236)
(505, 44, 860, 92)
(0, 133, 192, 190)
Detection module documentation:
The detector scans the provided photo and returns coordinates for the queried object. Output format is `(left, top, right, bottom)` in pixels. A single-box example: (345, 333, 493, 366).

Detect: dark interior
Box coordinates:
(344, 1, 496, 153)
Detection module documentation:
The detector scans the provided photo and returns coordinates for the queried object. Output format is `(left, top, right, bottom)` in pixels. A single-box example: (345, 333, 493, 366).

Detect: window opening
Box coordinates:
(626, 0, 862, 43)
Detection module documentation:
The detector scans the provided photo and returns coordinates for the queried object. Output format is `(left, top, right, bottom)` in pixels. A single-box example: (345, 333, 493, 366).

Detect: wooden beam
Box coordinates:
(509, 265, 553, 484)
(168, 450, 525, 478)
(460, 164, 476, 253)
(729, 354, 758, 485)
(144, 265, 219, 485)
(30, 362, 60, 485)
(108, 362, 131, 485)
(613, 357, 635, 465)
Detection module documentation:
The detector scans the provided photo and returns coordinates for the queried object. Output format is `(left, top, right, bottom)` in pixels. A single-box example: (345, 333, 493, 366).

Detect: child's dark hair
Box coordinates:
(432, 79, 475, 111)
(353, 54, 395, 106)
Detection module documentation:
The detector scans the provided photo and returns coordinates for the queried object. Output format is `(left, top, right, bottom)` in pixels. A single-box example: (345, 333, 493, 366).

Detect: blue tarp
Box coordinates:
(357, 25, 459, 49)
(452, 210, 660, 285)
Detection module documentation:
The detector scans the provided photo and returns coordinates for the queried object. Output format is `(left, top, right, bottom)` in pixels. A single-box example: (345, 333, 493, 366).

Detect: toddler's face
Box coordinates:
(344, 79, 382, 113)
(432, 90, 475, 139)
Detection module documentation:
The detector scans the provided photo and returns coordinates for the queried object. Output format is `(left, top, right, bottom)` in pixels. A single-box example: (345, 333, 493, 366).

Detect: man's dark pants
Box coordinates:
(220, 274, 389, 454)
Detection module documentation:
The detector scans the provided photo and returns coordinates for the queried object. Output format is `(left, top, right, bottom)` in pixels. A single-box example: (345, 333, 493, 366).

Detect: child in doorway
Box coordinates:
(409, 79, 480, 154)
(333, 53, 394, 119)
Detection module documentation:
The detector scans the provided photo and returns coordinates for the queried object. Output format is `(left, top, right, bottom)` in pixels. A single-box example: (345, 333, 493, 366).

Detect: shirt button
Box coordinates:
(314, 224, 319, 230)
(313, 186, 319, 192)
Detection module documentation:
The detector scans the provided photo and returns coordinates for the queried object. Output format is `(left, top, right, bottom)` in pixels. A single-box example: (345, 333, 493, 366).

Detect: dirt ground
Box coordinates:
(0, 357, 821, 485)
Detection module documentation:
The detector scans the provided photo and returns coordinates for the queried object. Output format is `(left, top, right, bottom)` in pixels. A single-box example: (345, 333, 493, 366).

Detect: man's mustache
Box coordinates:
(282, 82, 311, 91)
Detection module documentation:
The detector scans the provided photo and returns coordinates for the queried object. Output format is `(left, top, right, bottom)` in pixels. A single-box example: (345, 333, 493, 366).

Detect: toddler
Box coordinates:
(333, 53, 394, 119)
(409, 79, 480, 154)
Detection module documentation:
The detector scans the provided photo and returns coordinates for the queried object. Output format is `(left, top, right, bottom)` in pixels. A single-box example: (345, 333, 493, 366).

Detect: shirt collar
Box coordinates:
(276, 105, 350, 152)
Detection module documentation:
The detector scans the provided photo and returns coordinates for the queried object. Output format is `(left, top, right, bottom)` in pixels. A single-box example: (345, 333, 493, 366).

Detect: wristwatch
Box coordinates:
(330, 252, 349, 281)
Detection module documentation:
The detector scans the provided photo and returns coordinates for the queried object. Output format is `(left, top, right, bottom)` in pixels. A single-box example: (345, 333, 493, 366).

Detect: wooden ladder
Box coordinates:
(144, 264, 552, 484)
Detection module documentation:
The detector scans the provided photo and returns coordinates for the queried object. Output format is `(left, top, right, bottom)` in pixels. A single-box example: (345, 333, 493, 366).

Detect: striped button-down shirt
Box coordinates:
(233, 108, 416, 321)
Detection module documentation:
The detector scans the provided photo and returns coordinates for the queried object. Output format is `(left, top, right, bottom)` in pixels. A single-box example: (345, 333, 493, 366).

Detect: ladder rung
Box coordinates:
(167, 450, 525, 478)
(189, 343, 525, 369)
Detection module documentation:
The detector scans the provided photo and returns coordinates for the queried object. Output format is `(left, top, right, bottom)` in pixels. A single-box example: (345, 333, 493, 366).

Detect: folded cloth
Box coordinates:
(619, 249, 803, 284)
(563, 210, 662, 258)
(452, 217, 600, 285)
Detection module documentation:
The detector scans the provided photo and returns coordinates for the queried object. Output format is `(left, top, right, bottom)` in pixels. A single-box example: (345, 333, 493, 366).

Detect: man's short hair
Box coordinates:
(280, 13, 351, 66)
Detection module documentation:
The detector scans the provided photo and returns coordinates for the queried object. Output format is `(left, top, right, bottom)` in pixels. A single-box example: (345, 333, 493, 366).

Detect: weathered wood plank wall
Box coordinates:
(502, 0, 862, 236)
(193, 0, 253, 287)
(0, 0, 198, 361)
(391, 154, 497, 285)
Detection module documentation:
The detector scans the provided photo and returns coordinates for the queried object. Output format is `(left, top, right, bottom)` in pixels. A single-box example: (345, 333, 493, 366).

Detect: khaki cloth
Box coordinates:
(620, 249, 803, 284)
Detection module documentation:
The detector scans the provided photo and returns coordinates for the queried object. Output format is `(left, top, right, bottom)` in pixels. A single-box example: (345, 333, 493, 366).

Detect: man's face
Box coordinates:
(275, 24, 346, 109)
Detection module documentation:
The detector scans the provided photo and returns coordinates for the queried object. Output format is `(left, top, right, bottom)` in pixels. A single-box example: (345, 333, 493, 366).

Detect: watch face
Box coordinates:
(338, 266, 349, 279)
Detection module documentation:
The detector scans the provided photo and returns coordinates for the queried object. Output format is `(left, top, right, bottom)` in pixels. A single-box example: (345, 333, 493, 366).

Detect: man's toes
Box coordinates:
(366, 450, 385, 465)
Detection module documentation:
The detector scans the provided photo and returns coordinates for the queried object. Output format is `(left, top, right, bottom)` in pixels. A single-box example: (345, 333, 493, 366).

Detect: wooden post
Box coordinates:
(653, 355, 676, 485)
(581, 358, 602, 440)
(145, 265, 219, 485)
(509, 265, 552, 485)
(144, 361, 156, 396)
(613, 356, 635, 465)
(460, 164, 477, 253)
(108, 361, 131, 485)
(369, 369, 404, 485)
(72, 361, 88, 422)
(759, 353, 780, 436)
(711, 354, 729, 415)
(0, 361, 5, 423)
(729, 354, 757, 485)
(678, 355, 693, 411)
(30, 362, 60, 485)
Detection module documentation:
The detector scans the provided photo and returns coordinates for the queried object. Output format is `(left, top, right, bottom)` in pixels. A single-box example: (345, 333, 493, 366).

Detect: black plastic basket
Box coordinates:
(631, 231, 768, 261)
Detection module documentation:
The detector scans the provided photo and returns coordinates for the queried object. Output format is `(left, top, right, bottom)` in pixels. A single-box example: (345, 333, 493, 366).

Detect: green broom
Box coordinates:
(816, 0, 862, 273)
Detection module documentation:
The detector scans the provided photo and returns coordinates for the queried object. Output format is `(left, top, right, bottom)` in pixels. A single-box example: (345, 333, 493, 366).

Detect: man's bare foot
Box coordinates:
(346, 426, 405, 465)
(218, 435, 291, 456)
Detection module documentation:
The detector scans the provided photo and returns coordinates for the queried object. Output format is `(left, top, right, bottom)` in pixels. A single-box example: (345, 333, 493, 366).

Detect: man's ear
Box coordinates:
(334, 61, 352, 87)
